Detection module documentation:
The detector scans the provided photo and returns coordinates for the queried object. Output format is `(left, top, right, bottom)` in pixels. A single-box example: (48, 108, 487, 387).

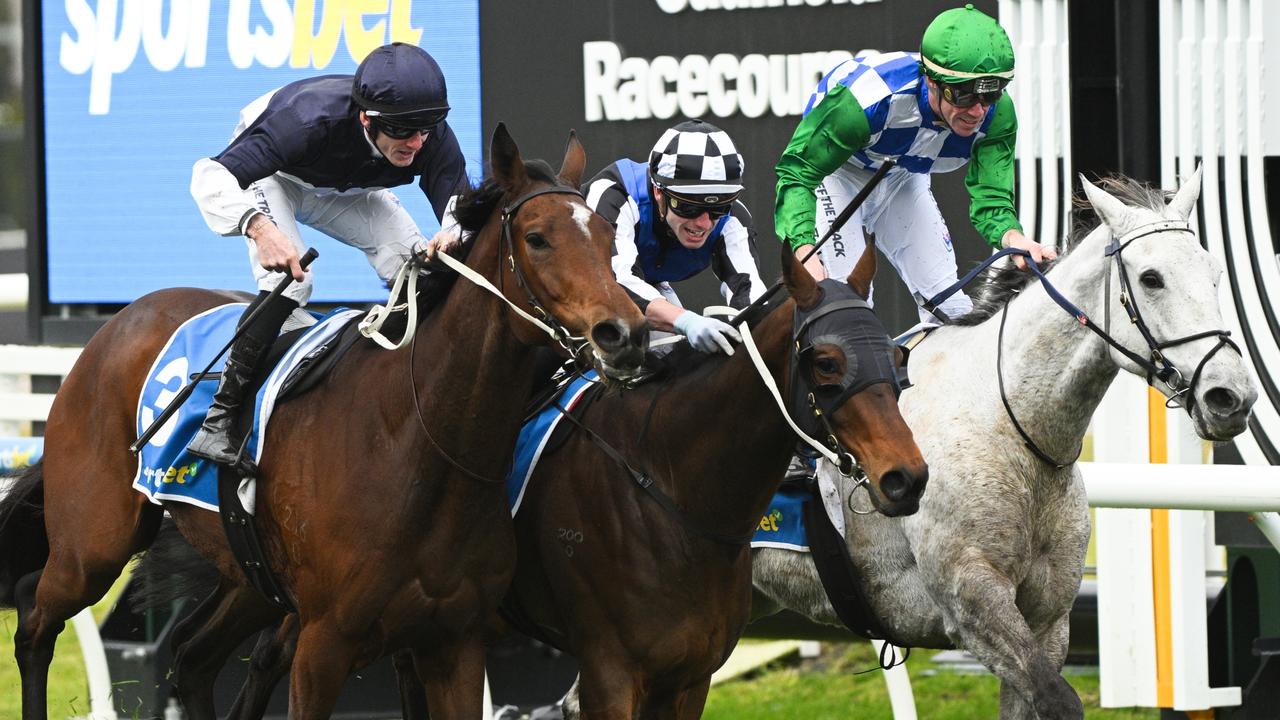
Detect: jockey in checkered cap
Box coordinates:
(583, 120, 765, 355)
(775, 4, 1055, 325)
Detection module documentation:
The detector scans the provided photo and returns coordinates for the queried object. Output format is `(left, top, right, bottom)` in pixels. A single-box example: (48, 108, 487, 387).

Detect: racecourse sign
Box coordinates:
(583, 42, 855, 121)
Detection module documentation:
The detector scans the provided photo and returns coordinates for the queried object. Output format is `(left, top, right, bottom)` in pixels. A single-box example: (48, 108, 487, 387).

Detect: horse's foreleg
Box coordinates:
(225, 614, 299, 720)
(997, 611, 1075, 720)
(287, 620, 361, 720)
(671, 680, 712, 720)
(575, 653, 639, 720)
(392, 649, 429, 720)
(412, 636, 487, 720)
(170, 581, 281, 720)
(937, 568, 1082, 720)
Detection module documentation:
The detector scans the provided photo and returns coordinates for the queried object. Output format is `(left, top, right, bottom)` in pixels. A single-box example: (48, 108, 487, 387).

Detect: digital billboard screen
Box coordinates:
(39, 0, 481, 304)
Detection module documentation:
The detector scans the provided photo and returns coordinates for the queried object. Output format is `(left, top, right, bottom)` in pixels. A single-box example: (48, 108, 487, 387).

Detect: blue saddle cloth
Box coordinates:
(752, 486, 810, 551)
(505, 371, 811, 552)
(131, 304, 361, 510)
(506, 371, 598, 515)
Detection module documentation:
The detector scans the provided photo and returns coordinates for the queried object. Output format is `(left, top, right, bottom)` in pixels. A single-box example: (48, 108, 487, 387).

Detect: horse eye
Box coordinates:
(525, 233, 549, 249)
(1140, 271, 1164, 290)
(814, 357, 840, 375)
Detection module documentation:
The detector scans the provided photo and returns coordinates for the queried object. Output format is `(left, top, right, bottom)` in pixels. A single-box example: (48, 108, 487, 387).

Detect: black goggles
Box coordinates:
(941, 76, 1008, 108)
(666, 193, 735, 220)
(368, 109, 449, 139)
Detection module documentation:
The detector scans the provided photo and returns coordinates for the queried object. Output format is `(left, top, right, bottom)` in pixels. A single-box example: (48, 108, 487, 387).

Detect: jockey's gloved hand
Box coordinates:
(674, 311, 741, 355)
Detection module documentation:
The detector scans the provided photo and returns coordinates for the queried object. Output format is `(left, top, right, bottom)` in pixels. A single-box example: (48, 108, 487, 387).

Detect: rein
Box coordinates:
(925, 224, 1238, 467)
(544, 296, 880, 546)
(367, 184, 595, 485)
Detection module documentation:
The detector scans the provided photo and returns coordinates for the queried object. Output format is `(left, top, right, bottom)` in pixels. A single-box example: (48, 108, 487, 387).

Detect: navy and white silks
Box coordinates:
(191, 75, 467, 304)
(583, 159, 765, 312)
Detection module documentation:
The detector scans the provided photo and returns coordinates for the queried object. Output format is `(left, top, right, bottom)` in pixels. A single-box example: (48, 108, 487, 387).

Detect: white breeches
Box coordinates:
(245, 174, 428, 304)
(813, 166, 973, 324)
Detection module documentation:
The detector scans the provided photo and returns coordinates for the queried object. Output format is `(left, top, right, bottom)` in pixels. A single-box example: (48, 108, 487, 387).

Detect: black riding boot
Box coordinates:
(187, 291, 298, 465)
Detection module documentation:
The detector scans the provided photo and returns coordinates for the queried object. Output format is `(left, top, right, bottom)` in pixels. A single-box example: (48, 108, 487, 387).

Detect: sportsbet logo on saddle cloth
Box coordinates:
(131, 304, 360, 510)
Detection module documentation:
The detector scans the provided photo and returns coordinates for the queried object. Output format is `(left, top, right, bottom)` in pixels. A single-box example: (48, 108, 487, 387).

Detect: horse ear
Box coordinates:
(782, 242, 822, 310)
(559, 131, 587, 188)
(846, 230, 876, 300)
(1080, 175, 1135, 233)
(1166, 164, 1203, 221)
(490, 122, 527, 191)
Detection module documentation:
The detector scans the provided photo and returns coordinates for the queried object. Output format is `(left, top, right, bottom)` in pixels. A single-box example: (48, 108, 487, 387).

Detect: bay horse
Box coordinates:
(752, 170, 1258, 719)
(0, 124, 649, 719)
(129, 240, 930, 720)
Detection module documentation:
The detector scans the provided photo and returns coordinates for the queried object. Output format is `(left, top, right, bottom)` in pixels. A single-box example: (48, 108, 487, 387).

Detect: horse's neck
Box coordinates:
(641, 303, 795, 529)
(973, 229, 1121, 464)
(410, 236, 538, 479)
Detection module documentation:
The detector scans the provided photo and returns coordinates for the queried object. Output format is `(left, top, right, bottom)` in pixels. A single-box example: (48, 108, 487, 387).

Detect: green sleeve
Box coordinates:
(774, 84, 870, 251)
(966, 94, 1022, 248)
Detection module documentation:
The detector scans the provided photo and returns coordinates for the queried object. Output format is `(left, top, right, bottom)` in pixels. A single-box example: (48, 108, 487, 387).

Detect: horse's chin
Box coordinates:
(588, 346, 647, 387)
(1190, 405, 1251, 443)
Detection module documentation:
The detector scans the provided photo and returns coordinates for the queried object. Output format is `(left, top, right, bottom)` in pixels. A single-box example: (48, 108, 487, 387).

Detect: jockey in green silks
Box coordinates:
(775, 3, 1055, 326)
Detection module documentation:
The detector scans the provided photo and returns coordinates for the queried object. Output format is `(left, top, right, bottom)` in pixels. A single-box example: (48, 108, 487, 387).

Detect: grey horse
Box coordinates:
(752, 169, 1258, 719)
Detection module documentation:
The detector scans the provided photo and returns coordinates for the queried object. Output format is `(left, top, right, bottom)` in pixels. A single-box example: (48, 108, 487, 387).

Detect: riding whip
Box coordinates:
(734, 160, 895, 324)
(130, 247, 319, 454)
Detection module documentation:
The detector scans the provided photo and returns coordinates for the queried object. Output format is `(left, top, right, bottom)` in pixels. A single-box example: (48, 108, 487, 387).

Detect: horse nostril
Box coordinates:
(590, 320, 626, 352)
(879, 470, 909, 502)
(1204, 387, 1241, 416)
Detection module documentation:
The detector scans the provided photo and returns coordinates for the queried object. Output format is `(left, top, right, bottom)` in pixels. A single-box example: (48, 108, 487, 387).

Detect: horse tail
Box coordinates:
(0, 461, 49, 608)
(127, 517, 220, 614)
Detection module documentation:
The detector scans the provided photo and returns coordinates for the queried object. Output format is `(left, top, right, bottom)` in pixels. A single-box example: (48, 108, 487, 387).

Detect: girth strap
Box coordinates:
(216, 465, 296, 613)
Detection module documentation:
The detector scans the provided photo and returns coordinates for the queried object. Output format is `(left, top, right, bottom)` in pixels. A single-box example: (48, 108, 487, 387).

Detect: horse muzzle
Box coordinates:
(588, 318, 649, 382)
(868, 464, 928, 517)
(1192, 382, 1256, 441)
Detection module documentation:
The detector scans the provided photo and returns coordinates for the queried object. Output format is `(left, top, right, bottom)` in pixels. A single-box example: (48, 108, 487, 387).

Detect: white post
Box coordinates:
(71, 608, 118, 720)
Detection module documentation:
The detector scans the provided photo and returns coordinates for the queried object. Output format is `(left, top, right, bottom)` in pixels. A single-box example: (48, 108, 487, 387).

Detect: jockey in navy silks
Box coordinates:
(188, 42, 466, 466)
(583, 120, 765, 355)
(775, 4, 1057, 326)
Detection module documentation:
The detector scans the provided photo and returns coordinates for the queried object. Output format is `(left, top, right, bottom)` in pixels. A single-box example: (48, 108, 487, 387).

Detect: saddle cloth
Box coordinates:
(504, 371, 817, 552)
(131, 304, 361, 511)
(506, 371, 598, 515)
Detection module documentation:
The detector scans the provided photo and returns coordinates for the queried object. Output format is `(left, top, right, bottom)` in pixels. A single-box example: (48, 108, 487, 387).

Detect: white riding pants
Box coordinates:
(245, 173, 428, 304)
(813, 166, 972, 323)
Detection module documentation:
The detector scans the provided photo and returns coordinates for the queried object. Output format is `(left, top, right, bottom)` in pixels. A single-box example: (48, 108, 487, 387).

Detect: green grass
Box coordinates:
(0, 571, 132, 720)
(5, 593, 1158, 719)
(704, 643, 1159, 720)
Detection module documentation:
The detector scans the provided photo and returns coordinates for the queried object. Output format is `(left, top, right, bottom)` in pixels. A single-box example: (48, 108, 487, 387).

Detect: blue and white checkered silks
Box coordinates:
(805, 51, 994, 176)
(648, 125, 744, 195)
(505, 372, 597, 515)
(131, 305, 361, 511)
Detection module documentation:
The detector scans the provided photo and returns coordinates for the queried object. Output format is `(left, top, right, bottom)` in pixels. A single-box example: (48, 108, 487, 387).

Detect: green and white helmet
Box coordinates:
(920, 4, 1015, 102)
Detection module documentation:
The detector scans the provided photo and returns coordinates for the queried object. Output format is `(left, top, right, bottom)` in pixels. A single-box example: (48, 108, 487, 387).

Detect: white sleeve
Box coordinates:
(608, 199, 663, 305)
(190, 158, 260, 237)
(717, 216, 766, 304)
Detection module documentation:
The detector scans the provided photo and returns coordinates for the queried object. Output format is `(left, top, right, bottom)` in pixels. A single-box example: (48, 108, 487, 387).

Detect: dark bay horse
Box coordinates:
(131, 241, 929, 719)
(0, 124, 648, 719)
(504, 242, 926, 719)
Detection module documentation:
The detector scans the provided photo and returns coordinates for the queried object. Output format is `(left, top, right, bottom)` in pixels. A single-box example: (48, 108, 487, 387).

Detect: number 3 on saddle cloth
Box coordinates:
(131, 303, 362, 512)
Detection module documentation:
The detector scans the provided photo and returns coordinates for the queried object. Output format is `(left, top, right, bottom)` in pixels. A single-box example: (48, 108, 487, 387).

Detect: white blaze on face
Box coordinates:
(570, 203, 595, 237)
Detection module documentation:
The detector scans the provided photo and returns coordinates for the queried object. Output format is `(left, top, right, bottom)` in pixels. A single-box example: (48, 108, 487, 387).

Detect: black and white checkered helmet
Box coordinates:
(648, 120, 744, 200)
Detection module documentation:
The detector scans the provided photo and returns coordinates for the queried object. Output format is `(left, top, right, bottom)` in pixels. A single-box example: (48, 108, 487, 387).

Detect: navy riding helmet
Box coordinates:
(352, 42, 451, 133)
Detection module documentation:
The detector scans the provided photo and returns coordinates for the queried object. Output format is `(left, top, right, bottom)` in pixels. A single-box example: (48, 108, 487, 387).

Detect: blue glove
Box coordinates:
(673, 311, 741, 355)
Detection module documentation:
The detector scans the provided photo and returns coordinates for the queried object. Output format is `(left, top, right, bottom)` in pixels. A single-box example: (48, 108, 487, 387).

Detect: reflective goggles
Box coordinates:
(666, 192, 736, 220)
(940, 76, 1009, 108)
(366, 108, 449, 139)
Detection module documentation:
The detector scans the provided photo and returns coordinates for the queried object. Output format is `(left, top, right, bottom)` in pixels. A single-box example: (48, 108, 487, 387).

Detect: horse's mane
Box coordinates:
(453, 159, 562, 233)
(950, 174, 1169, 327)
